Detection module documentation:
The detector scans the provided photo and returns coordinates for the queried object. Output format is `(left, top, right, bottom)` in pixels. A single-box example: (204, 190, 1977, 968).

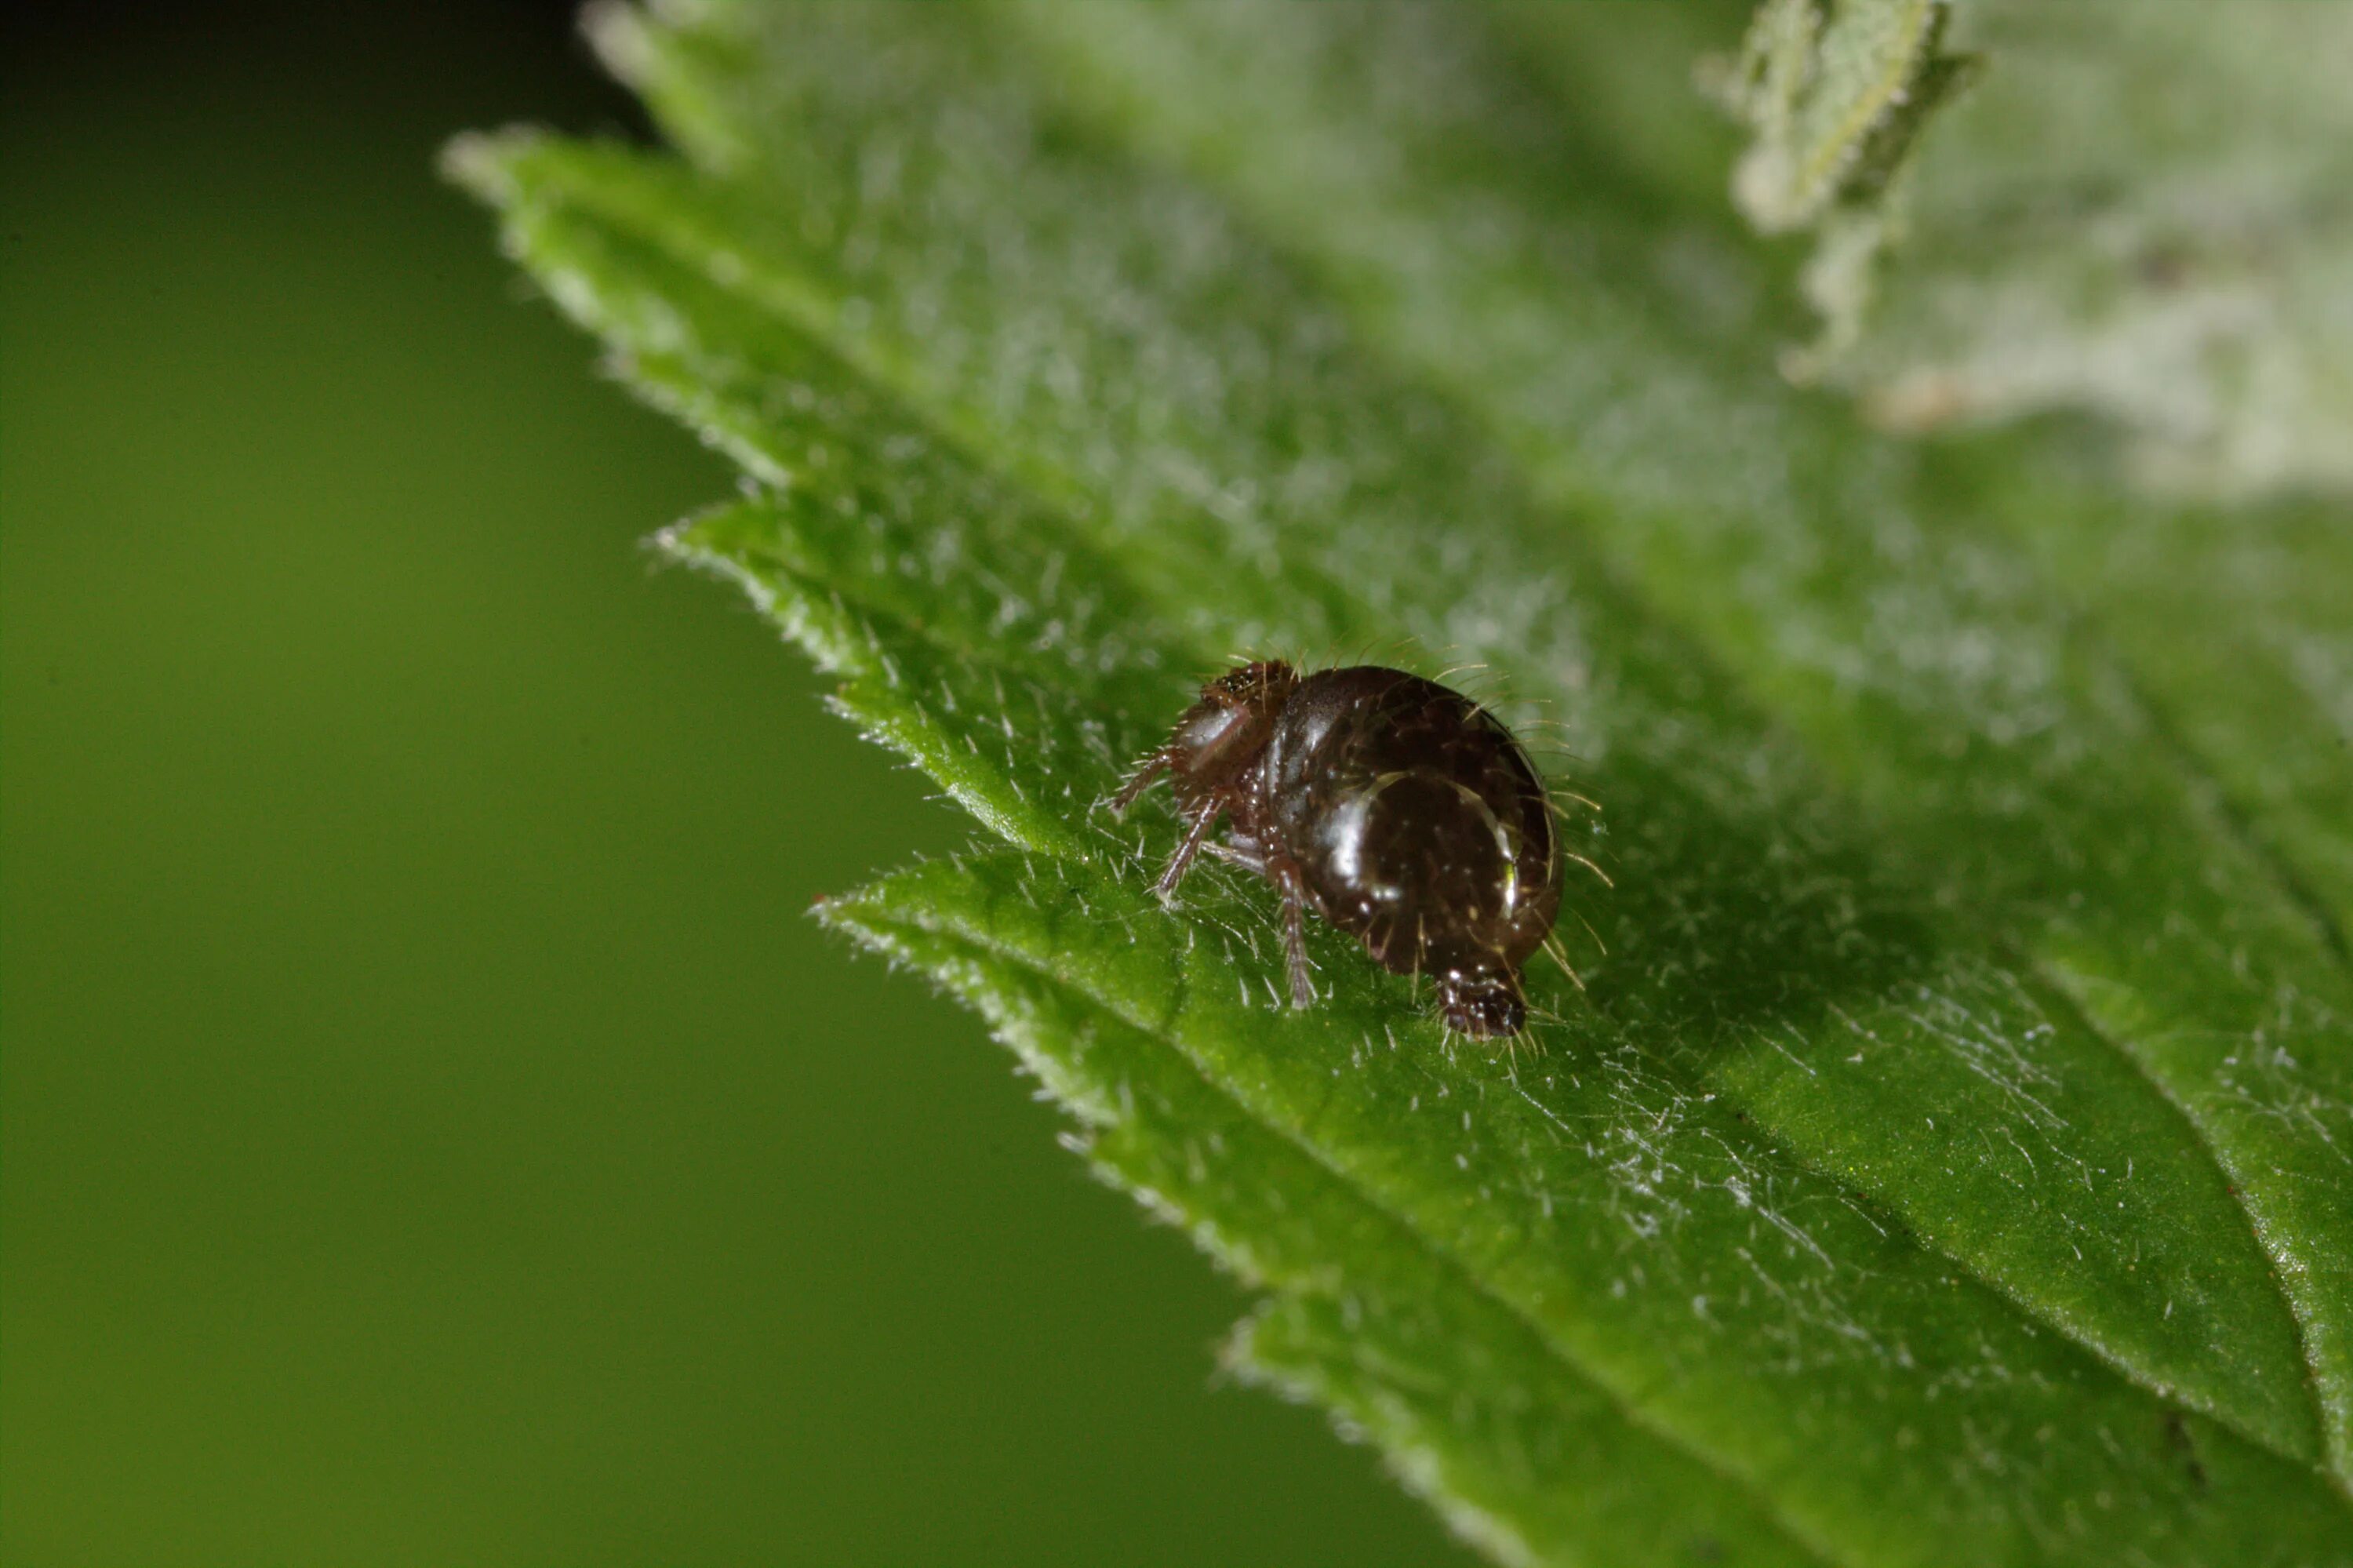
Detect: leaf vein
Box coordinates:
(843, 896, 1854, 1568)
(2021, 956, 2341, 1491)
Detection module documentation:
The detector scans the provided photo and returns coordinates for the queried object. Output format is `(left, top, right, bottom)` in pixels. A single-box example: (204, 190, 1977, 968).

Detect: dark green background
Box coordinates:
(0, 9, 1463, 1562)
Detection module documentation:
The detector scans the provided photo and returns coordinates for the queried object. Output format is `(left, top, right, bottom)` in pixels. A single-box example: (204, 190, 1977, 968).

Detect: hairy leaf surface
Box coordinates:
(450, 4, 2353, 1563)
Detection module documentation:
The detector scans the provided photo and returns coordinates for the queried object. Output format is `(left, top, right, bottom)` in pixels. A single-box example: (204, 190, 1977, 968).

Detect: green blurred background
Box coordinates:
(0, 7, 1465, 1561)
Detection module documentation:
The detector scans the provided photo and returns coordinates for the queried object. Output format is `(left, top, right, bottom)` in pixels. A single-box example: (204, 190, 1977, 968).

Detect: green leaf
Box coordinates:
(449, 4, 2353, 1563)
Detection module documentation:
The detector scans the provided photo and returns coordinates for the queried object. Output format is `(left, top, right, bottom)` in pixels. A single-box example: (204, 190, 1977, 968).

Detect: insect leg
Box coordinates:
(1276, 866, 1315, 1008)
(1109, 751, 1170, 813)
(1154, 804, 1222, 900)
(1203, 833, 1269, 874)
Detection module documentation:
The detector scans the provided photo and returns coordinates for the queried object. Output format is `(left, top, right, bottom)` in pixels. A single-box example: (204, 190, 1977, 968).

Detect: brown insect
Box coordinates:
(1112, 660, 1591, 1038)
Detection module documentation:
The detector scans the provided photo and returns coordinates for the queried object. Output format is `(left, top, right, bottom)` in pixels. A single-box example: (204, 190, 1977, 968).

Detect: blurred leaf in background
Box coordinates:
(451, 2, 2353, 1565)
(1711, 0, 2353, 499)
